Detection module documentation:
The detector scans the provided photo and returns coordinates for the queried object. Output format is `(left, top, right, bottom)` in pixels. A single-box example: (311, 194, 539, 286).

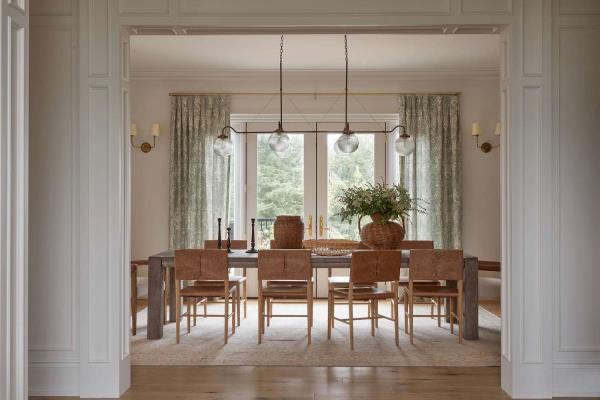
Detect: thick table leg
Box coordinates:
(168, 264, 176, 322)
(462, 257, 479, 340)
(147, 256, 164, 340)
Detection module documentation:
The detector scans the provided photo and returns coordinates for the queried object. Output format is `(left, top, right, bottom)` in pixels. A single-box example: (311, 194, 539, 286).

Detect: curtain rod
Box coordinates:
(168, 91, 461, 96)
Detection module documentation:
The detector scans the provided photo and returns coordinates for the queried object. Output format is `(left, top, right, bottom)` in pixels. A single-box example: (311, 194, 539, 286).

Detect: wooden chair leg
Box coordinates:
(374, 300, 379, 328)
(267, 298, 272, 327)
(450, 297, 455, 335)
(243, 269, 247, 318)
(394, 283, 400, 347)
(131, 268, 137, 336)
(437, 297, 442, 327)
(307, 283, 312, 345)
(224, 289, 229, 344)
(204, 297, 207, 317)
(409, 284, 414, 345)
(193, 298, 197, 327)
(349, 284, 354, 350)
(404, 288, 409, 334)
(258, 293, 263, 344)
(370, 299, 375, 336)
(175, 284, 181, 344)
(327, 286, 333, 340)
(163, 269, 168, 325)
(236, 282, 241, 327)
(186, 297, 191, 334)
(232, 291, 236, 335)
(430, 298, 434, 319)
(458, 282, 463, 343)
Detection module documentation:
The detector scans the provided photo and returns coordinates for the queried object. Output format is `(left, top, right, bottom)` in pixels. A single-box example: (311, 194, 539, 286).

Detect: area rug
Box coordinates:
(131, 300, 500, 367)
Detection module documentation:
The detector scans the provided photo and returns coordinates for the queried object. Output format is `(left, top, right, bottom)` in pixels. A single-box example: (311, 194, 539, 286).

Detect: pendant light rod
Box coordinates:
(220, 124, 406, 136)
(278, 34, 284, 131)
(344, 34, 349, 129)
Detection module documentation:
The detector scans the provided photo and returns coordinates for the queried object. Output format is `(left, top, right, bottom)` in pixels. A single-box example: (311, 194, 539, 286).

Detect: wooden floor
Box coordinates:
(32, 365, 509, 400)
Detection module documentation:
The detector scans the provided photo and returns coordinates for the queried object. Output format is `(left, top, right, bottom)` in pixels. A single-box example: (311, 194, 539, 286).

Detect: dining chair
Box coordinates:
(328, 250, 402, 350)
(404, 249, 464, 344)
(130, 258, 168, 336)
(204, 239, 248, 325)
(174, 249, 237, 344)
(257, 249, 313, 345)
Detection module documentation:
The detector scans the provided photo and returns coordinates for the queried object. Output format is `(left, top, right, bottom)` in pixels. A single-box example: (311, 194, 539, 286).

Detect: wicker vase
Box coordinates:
(273, 215, 304, 249)
(359, 213, 405, 249)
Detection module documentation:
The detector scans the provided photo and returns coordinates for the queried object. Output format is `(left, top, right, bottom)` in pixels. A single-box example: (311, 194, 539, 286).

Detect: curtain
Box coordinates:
(169, 95, 231, 249)
(399, 95, 462, 249)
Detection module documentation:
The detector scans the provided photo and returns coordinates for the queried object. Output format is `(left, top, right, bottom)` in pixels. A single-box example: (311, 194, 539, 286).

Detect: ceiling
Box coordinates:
(129, 34, 500, 73)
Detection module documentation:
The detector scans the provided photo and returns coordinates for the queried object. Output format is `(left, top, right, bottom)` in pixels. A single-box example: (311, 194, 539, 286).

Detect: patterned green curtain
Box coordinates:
(169, 95, 231, 249)
(399, 95, 462, 249)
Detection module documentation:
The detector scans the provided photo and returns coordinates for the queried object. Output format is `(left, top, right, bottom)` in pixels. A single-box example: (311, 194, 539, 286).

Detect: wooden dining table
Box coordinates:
(146, 250, 480, 340)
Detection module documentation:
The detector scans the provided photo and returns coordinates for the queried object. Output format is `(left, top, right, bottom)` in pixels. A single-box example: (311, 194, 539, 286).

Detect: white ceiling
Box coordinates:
(130, 34, 500, 73)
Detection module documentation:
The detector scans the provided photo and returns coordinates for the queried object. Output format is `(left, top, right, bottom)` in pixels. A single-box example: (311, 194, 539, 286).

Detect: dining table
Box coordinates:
(146, 250, 480, 340)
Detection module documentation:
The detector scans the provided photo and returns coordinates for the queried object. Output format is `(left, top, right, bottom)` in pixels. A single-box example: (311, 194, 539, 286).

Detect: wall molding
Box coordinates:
(130, 67, 500, 81)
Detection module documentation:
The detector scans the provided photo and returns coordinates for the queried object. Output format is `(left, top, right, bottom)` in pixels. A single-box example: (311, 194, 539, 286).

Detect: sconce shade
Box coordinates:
(214, 136, 233, 157)
(471, 122, 481, 136)
(130, 123, 138, 136)
(151, 123, 160, 137)
(395, 134, 415, 157)
(494, 122, 501, 136)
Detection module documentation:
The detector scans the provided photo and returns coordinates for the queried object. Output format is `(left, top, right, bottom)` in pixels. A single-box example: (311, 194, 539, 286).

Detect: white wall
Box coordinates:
(130, 73, 501, 298)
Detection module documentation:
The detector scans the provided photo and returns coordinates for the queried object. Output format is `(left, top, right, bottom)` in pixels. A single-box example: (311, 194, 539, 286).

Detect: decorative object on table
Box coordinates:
(471, 122, 501, 153)
(246, 218, 258, 253)
(273, 215, 304, 249)
(337, 183, 425, 249)
(217, 218, 222, 249)
(214, 34, 412, 158)
(130, 122, 160, 153)
(226, 227, 233, 253)
(303, 239, 358, 257)
(311, 248, 353, 257)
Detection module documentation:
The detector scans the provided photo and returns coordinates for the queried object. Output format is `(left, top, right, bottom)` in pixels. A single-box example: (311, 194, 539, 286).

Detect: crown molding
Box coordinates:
(129, 67, 499, 81)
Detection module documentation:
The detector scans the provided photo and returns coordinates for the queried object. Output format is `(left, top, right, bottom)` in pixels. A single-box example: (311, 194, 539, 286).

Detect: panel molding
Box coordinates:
(522, 0, 543, 76)
(554, 24, 600, 355)
(88, 0, 109, 78)
(460, 0, 512, 15)
(118, 0, 170, 16)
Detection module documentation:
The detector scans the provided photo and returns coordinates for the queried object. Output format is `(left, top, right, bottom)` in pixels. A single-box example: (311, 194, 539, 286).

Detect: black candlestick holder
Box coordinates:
(226, 227, 233, 253)
(246, 218, 258, 253)
(217, 218, 222, 249)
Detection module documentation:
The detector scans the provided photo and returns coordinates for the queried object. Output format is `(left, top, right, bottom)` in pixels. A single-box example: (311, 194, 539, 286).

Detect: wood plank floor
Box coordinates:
(32, 365, 510, 400)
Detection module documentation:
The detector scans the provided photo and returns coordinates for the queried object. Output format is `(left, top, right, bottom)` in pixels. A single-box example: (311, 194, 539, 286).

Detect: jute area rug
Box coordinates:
(131, 300, 500, 367)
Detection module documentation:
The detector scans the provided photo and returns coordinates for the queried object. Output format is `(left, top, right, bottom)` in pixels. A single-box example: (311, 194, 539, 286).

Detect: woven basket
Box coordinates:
(273, 215, 304, 249)
(359, 214, 405, 249)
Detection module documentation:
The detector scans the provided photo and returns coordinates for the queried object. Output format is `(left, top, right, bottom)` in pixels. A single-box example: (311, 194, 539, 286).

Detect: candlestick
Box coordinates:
(226, 227, 233, 253)
(217, 218, 222, 249)
(246, 218, 258, 253)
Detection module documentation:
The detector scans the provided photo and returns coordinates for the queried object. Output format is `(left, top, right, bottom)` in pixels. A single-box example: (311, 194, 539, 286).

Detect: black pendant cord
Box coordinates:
(279, 34, 284, 132)
(246, 218, 258, 253)
(344, 34, 349, 132)
(217, 218, 222, 249)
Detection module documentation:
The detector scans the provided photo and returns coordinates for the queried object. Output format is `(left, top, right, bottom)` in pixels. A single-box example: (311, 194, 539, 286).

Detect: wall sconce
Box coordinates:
(472, 122, 500, 153)
(130, 123, 160, 153)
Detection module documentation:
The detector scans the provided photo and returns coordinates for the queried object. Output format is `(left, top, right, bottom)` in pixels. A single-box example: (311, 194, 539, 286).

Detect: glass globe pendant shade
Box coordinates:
(274, 144, 292, 159)
(395, 133, 415, 157)
(336, 132, 359, 154)
(268, 131, 291, 153)
(333, 139, 343, 155)
(214, 135, 233, 157)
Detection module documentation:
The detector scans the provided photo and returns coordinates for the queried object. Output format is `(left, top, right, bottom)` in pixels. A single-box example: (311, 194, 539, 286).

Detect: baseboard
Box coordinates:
(553, 364, 600, 397)
(29, 362, 79, 397)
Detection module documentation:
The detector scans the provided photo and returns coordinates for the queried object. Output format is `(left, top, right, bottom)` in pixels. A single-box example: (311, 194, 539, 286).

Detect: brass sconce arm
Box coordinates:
(475, 135, 500, 153)
(130, 135, 156, 153)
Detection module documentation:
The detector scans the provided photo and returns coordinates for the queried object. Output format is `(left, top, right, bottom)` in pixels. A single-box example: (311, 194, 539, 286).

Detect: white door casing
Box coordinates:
(0, 1, 28, 400)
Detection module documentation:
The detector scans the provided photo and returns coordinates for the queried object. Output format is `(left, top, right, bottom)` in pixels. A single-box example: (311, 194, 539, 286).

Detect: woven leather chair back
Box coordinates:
(349, 250, 402, 283)
(174, 249, 228, 281)
(204, 239, 247, 250)
(398, 240, 434, 250)
(258, 249, 312, 280)
(408, 249, 463, 281)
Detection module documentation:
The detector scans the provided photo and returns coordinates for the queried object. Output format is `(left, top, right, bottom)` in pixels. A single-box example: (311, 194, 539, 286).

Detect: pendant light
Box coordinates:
(335, 35, 360, 154)
(216, 34, 415, 157)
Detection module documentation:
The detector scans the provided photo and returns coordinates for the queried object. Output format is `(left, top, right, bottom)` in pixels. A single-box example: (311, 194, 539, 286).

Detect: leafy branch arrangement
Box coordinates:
(336, 182, 426, 225)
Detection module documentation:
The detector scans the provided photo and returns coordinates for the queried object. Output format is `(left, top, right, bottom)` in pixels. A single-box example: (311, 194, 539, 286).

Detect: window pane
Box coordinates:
(327, 134, 374, 240)
(256, 134, 304, 248)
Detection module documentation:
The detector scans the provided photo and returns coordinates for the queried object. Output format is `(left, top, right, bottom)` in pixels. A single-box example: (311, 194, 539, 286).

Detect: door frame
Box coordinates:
(21, 2, 552, 397)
